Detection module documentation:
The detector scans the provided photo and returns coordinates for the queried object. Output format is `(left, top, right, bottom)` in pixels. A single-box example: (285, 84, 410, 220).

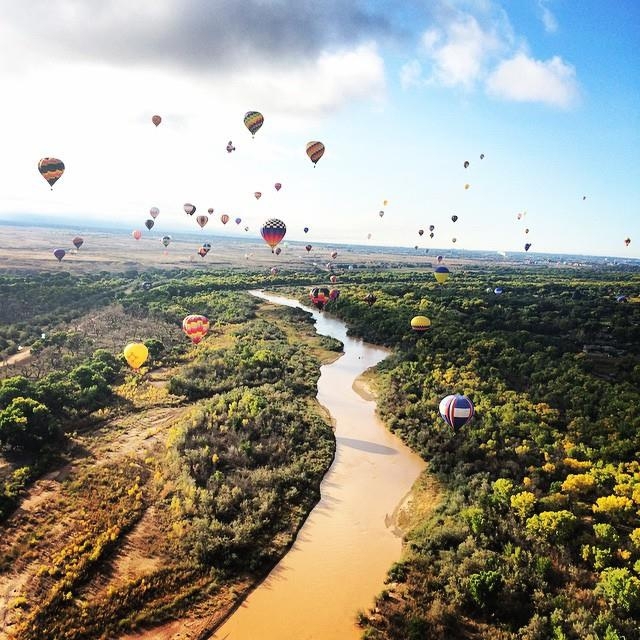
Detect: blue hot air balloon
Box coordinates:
(439, 394, 475, 429)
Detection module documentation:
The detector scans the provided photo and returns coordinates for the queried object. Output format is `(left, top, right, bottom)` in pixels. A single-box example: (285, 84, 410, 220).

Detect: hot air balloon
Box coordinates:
(270, 267, 279, 276)
(306, 141, 325, 166)
(463, 160, 469, 168)
(367, 233, 372, 240)
(244, 111, 264, 137)
(625, 238, 631, 246)
(72, 237, 83, 249)
(383, 200, 389, 206)
(124, 342, 149, 370)
(149, 207, 160, 219)
(220, 214, 229, 225)
(494, 287, 503, 295)
(364, 293, 377, 307)
(411, 316, 431, 332)
(464, 184, 470, 190)
(480, 153, 485, 159)
(274, 182, 282, 191)
(235, 217, 242, 225)
(244, 226, 249, 232)
(304, 227, 309, 233)
(434, 266, 451, 284)
(208, 208, 214, 214)
(275, 247, 282, 255)
(616, 295, 629, 303)
(331, 251, 338, 259)
(305, 244, 312, 253)
(330, 275, 337, 284)
(429, 225, 435, 231)
(196, 215, 208, 229)
(451, 215, 458, 222)
(53, 248, 66, 261)
(152, 115, 162, 127)
(260, 218, 286, 253)
(226, 141, 236, 153)
(418, 229, 424, 236)
(329, 288, 340, 301)
(184, 203, 196, 215)
(145, 219, 154, 230)
(429, 232, 434, 239)
(437, 255, 443, 263)
(142, 281, 152, 291)
(452, 237, 457, 243)
(525, 228, 530, 234)
(309, 287, 330, 310)
(524, 243, 532, 252)
(439, 394, 474, 429)
(379, 210, 384, 218)
(132, 230, 142, 240)
(38, 157, 65, 189)
(162, 235, 171, 247)
(182, 314, 209, 344)
(198, 247, 208, 258)
(254, 192, 262, 200)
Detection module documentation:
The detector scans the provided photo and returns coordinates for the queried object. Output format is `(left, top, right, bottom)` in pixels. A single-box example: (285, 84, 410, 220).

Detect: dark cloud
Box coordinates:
(6, 1, 405, 72)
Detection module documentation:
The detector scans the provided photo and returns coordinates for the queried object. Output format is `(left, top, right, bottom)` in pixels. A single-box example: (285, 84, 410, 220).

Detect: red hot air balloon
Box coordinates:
(132, 230, 142, 240)
(309, 287, 330, 310)
(182, 314, 209, 344)
(260, 218, 286, 253)
(152, 115, 162, 127)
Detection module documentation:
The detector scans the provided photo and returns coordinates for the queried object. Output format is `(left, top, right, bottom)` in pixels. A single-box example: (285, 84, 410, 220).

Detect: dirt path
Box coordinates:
(0, 401, 190, 639)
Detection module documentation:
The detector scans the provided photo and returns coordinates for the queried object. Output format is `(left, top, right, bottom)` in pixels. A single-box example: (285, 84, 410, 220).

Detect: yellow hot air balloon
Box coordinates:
(411, 316, 431, 332)
(123, 342, 148, 370)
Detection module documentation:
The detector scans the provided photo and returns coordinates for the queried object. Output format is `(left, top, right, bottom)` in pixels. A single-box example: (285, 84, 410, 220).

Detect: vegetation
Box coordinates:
(2, 264, 640, 638)
(320, 266, 640, 639)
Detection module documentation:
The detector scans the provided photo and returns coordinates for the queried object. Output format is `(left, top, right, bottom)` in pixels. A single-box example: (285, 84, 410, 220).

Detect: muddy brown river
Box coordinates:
(211, 292, 426, 639)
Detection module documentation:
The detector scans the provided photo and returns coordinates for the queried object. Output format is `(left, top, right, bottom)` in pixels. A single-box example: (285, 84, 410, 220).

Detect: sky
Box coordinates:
(0, 0, 638, 258)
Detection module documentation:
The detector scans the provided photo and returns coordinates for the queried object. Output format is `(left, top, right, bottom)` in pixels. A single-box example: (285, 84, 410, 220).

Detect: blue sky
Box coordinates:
(0, 0, 637, 257)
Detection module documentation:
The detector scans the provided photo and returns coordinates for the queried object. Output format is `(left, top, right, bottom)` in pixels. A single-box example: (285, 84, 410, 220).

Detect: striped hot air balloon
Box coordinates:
(438, 394, 474, 429)
(38, 157, 65, 189)
(306, 141, 325, 166)
(182, 314, 210, 344)
(260, 218, 286, 253)
(244, 111, 264, 137)
(411, 316, 431, 332)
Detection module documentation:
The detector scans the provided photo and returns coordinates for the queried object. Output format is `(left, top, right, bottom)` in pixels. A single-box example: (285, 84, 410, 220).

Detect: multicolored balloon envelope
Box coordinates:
(439, 394, 474, 428)
(124, 342, 149, 370)
(53, 248, 66, 262)
(434, 266, 451, 284)
(306, 141, 325, 166)
(260, 218, 286, 252)
(182, 314, 209, 344)
(38, 157, 65, 189)
(411, 315, 431, 332)
(364, 293, 377, 306)
(309, 287, 330, 310)
(329, 288, 340, 301)
(244, 111, 264, 137)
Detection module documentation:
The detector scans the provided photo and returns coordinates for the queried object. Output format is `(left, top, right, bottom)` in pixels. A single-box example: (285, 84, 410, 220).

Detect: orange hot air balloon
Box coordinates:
(182, 314, 209, 344)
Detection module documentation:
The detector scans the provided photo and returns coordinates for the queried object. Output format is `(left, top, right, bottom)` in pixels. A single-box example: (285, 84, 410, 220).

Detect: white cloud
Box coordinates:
(400, 60, 423, 89)
(420, 14, 505, 89)
(538, 0, 558, 33)
(486, 53, 579, 108)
